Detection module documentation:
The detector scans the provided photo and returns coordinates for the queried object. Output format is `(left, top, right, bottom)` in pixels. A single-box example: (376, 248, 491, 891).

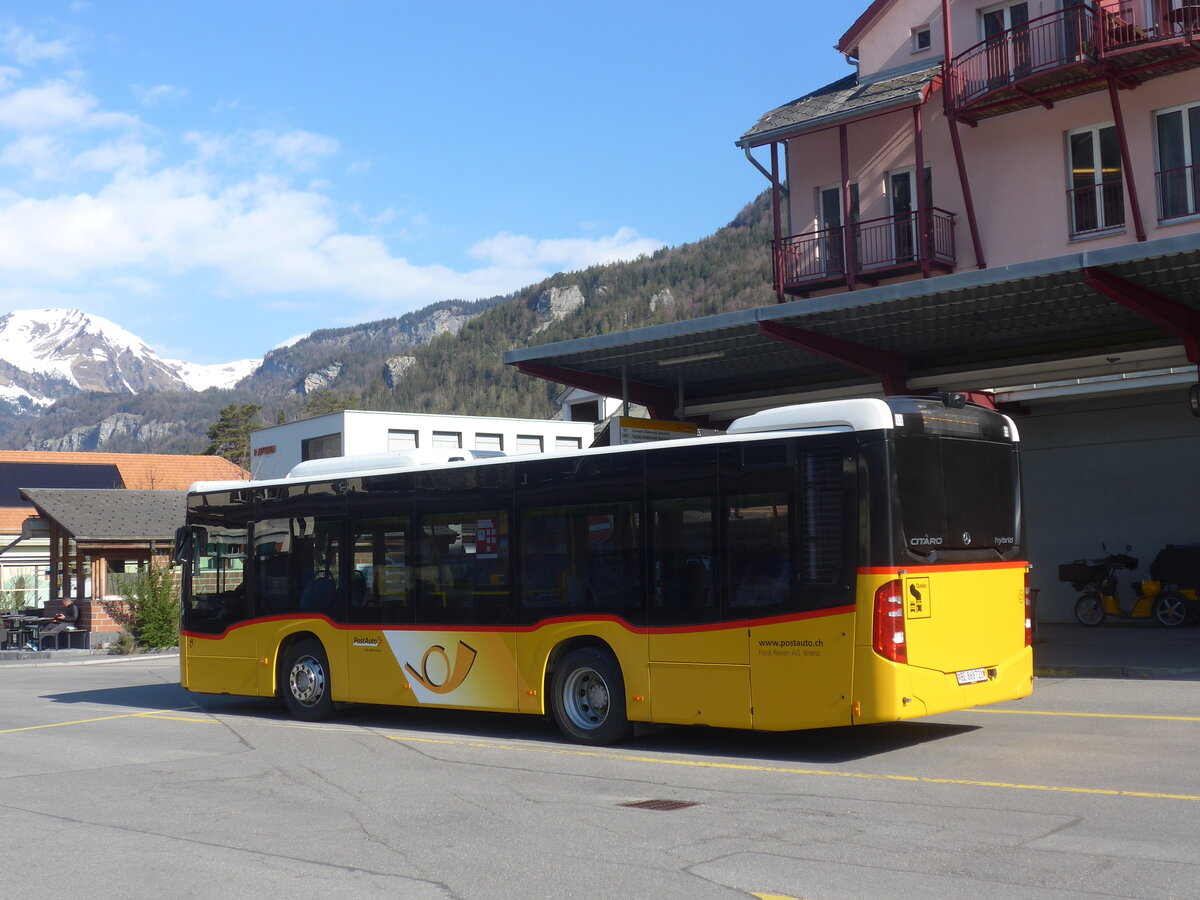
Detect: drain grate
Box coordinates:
(618, 799, 699, 812)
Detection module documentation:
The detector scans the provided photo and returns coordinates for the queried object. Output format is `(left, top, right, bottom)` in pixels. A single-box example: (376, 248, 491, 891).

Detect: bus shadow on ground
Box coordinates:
(43, 681, 193, 711)
(41, 684, 977, 764)
(315, 703, 979, 765)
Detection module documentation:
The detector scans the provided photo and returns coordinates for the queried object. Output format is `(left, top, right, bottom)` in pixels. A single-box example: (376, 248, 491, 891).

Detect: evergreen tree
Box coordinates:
(204, 403, 262, 468)
(303, 391, 350, 417)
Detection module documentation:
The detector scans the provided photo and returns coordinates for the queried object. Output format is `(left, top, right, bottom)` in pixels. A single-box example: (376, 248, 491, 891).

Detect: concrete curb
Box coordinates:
(0, 650, 179, 667)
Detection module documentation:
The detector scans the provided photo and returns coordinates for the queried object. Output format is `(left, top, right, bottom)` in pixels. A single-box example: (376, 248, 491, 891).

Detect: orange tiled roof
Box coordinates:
(0, 452, 248, 537)
(0, 451, 248, 489)
(0, 508, 34, 535)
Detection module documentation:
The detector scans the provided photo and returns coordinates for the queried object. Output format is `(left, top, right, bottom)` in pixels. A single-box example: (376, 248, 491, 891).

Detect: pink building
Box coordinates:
(510, 3, 1200, 621)
(738, 0, 1200, 297)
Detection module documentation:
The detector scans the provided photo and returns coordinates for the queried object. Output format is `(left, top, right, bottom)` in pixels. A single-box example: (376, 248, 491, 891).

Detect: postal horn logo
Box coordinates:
(405, 640, 478, 694)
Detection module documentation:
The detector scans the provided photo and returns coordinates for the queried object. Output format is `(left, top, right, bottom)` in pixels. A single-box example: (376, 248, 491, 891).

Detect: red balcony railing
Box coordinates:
(1067, 179, 1126, 237)
(1156, 163, 1200, 221)
(774, 208, 956, 295)
(947, 6, 1098, 113)
(947, 3, 1200, 120)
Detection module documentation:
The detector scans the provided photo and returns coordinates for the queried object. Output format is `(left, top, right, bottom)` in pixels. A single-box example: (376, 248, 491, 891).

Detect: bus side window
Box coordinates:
(349, 516, 411, 624)
(650, 496, 716, 623)
(725, 492, 791, 611)
(414, 512, 510, 625)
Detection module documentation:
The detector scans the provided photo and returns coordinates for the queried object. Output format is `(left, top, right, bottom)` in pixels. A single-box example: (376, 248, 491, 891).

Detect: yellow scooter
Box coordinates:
(1059, 546, 1200, 628)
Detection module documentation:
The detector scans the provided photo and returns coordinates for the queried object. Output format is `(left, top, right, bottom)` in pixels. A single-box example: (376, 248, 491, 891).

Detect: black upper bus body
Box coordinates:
(180, 396, 1022, 638)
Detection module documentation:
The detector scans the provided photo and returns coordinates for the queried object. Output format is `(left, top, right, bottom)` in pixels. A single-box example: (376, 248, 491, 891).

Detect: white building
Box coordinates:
(249, 410, 595, 481)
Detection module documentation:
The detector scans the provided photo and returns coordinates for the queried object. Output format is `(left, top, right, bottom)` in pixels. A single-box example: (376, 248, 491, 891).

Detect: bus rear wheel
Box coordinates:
(550, 648, 632, 745)
(1074, 593, 1106, 626)
(280, 639, 335, 721)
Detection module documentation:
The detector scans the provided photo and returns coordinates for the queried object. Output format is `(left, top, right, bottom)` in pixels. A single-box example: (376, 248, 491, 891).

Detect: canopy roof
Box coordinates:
(505, 233, 1200, 424)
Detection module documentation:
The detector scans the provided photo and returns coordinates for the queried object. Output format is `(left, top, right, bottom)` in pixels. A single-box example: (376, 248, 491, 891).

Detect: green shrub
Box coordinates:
(118, 567, 180, 649)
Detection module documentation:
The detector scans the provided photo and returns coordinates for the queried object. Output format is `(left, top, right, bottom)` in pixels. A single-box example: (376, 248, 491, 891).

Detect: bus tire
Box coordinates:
(550, 648, 632, 745)
(1073, 593, 1106, 626)
(280, 639, 335, 721)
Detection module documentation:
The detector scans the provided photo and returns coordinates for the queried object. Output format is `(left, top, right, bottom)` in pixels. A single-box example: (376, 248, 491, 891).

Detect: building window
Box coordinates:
(817, 183, 860, 275)
(388, 429, 418, 451)
(1156, 103, 1200, 220)
(912, 26, 931, 51)
(432, 431, 462, 449)
(569, 400, 601, 423)
(555, 436, 584, 452)
(515, 435, 543, 455)
(475, 433, 503, 452)
(1067, 124, 1124, 237)
(301, 433, 342, 461)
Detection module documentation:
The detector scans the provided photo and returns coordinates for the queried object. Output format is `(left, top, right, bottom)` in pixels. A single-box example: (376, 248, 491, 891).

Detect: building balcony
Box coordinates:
(1068, 179, 1126, 238)
(946, 3, 1200, 123)
(1156, 162, 1200, 221)
(773, 209, 956, 297)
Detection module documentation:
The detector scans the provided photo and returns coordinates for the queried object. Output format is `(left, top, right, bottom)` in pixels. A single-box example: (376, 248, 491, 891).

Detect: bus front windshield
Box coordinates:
(894, 435, 1020, 560)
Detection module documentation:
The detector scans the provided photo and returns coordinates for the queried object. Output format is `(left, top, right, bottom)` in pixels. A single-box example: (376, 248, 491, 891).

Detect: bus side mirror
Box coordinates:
(174, 526, 205, 566)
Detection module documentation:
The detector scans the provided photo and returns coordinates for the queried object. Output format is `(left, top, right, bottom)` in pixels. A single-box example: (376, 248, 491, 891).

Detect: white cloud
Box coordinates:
(0, 43, 663, 344)
(1, 27, 72, 65)
(467, 227, 664, 271)
(134, 83, 187, 107)
(254, 129, 339, 169)
(0, 79, 139, 133)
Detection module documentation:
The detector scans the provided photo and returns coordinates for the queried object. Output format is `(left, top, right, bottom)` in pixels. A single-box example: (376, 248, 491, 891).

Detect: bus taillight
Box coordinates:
(873, 579, 907, 663)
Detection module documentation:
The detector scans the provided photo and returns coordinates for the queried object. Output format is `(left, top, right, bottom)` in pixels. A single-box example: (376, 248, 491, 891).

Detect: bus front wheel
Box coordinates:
(280, 639, 335, 721)
(550, 648, 632, 745)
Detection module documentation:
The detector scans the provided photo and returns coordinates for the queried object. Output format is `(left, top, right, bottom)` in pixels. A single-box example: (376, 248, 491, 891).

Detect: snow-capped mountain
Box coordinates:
(0, 309, 258, 411)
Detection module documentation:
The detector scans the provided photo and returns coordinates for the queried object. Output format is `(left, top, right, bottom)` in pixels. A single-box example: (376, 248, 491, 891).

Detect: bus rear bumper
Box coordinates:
(854, 645, 1034, 724)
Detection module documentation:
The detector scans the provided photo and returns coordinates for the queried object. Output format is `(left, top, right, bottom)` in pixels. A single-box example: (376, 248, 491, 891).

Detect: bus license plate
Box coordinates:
(955, 668, 988, 685)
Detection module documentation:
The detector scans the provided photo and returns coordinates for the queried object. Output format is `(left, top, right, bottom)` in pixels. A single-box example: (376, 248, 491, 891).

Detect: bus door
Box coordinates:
(347, 512, 414, 706)
(181, 517, 259, 696)
(743, 439, 857, 731)
(647, 445, 752, 729)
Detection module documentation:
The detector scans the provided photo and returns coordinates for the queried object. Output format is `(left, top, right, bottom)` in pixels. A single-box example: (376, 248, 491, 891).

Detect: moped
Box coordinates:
(1058, 545, 1200, 628)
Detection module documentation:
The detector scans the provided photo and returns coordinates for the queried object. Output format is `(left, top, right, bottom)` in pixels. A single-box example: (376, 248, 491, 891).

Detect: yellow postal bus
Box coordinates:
(177, 394, 1032, 744)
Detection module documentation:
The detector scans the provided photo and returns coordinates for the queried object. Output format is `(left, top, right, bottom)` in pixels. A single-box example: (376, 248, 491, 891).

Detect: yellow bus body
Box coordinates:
(181, 561, 1031, 731)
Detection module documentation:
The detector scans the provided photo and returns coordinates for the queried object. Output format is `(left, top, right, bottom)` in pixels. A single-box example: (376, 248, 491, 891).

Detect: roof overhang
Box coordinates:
(505, 232, 1200, 425)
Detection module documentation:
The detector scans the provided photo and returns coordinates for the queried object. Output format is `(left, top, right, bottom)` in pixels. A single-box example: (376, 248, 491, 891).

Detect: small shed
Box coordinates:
(18, 488, 184, 603)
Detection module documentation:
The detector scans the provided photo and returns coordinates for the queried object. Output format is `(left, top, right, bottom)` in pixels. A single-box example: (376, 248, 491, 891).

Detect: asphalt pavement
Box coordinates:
(1033, 620, 1200, 678)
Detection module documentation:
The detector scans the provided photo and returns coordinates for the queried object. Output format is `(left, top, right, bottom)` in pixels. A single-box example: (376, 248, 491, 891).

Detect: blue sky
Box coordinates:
(0, 2, 856, 364)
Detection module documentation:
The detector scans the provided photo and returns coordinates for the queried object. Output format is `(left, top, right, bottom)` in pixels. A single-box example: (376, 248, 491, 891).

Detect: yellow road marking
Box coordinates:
(976, 708, 1200, 723)
(388, 735, 1200, 802)
(0, 709, 211, 733)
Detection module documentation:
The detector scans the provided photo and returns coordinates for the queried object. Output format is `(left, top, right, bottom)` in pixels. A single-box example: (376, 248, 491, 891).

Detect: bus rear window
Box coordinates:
(894, 436, 1019, 556)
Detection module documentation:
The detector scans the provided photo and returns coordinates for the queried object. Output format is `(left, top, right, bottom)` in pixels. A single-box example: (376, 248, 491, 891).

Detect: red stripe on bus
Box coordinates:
(857, 561, 1028, 575)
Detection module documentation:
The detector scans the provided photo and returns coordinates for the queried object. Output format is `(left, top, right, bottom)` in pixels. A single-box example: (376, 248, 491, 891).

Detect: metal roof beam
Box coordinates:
(758, 321, 909, 395)
(513, 361, 678, 421)
(1083, 266, 1200, 363)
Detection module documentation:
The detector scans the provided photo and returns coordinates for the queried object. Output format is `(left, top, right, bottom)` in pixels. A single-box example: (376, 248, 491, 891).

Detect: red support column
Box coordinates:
(1084, 267, 1200, 361)
(771, 142, 785, 303)
(759, 321, 909, 395)
(839, 124, 858, 290)
(948, 115, 987, 269)
(914, 104, 931, 278)
(1106, 77, 1147, 242)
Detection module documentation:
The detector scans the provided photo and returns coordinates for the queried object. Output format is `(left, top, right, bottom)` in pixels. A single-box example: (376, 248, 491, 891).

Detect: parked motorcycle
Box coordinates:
(1058, 545, 1200, 628)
